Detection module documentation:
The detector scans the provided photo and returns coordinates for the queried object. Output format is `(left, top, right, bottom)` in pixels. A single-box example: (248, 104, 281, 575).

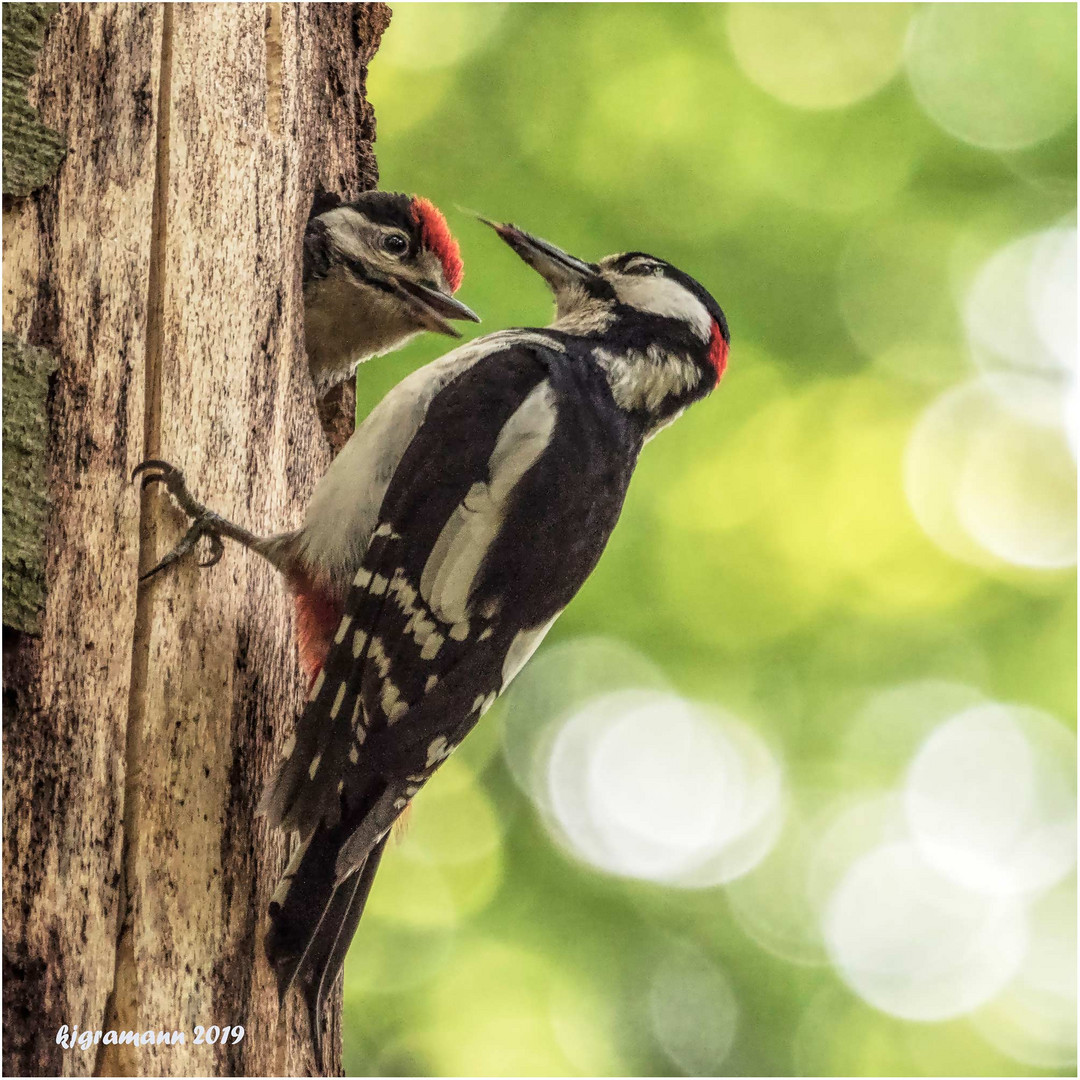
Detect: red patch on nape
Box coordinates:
(411, 196, 464, 292)
(287, 568, 343, 687)
(708, 320, 730, 385)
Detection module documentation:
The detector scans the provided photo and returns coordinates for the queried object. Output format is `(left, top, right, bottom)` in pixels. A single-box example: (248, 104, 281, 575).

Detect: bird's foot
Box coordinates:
(133, 459, 226, 581)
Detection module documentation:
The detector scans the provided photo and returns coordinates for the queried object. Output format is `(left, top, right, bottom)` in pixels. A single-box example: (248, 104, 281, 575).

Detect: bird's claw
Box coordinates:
(133, 458, 225, 581)
(199, 532, 225, 569)
(132, 459, 208, 519)
(137, 514, 225, 582)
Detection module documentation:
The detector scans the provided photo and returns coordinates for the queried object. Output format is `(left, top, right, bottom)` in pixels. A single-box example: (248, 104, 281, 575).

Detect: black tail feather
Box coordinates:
(266, 821, 345, 1006)
(302, 835, 389, 1070)
(267, 818, 390, 1068)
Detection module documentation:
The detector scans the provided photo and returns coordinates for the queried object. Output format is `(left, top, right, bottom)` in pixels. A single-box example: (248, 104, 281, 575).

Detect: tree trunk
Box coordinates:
(2, 4, 390, 1075)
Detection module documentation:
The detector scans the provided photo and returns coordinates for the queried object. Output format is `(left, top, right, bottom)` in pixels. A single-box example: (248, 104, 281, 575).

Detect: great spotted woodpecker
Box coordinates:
(303, 191, 478, 393)
(134, 219, 729, 1061)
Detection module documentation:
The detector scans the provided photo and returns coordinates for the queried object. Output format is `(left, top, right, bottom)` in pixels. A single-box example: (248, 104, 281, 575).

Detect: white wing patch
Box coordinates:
(501, 611, 562, 690)
(421, 381, 558, 624)
(298, 331, 566, 586)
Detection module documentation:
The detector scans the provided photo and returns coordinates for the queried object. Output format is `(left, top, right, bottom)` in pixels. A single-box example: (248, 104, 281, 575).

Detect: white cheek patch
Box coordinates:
(613, 275, 712, 341)
(321, 206, 372, 262)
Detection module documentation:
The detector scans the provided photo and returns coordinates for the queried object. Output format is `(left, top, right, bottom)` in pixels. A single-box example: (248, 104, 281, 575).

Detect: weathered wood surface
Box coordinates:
(2, 4, 389, 1075)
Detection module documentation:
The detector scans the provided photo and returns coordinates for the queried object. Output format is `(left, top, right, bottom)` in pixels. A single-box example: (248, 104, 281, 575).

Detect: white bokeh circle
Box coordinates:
(648, 945, 740, 1075)
(972, 878, 1077, 1069)
(904, 703, 1076, 896)
(955, 407, 1077, 569)
(725, 775, 884, 967)
(906, 4, 1077, 151)
(842, 679, 987, 783)
(824, 841, 1028, 1021)
(1028, 227, 1078, 375)
(965, 227, 1076, 429)
(544, 690, 783, 887)
(501, 636, 670, 814)
(904, 377, 1077, 570)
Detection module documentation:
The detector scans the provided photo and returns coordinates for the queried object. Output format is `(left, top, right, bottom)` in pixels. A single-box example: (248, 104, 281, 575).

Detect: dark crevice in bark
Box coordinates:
(96, 5, 175, 1076)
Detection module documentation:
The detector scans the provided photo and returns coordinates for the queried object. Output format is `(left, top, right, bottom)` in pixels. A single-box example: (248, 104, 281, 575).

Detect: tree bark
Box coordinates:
(2, 4, 390, 1075)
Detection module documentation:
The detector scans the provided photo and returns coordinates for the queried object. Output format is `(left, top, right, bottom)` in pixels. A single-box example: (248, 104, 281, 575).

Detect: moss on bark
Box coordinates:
(2, 3, 66, 196)
(2, 333, 57, 633)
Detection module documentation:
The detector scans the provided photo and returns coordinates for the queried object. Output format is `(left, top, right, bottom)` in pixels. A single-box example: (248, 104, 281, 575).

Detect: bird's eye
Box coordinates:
(382, 233, 408, 255)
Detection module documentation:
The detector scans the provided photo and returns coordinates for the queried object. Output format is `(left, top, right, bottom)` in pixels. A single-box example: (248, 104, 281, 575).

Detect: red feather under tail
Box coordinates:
(287, 569, 342, 685)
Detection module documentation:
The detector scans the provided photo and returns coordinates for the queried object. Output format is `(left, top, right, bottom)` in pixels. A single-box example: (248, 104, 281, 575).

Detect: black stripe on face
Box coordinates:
(342, 255, 392, 292)
(593, 310, 712, 362)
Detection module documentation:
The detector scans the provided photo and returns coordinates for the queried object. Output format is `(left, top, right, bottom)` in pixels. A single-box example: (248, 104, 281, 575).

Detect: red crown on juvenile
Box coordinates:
(411, 196, 464, 293)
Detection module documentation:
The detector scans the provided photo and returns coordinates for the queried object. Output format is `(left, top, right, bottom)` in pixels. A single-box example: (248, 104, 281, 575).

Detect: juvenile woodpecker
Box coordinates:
(134, 220, 729, 1062)
(303, 190, 478, 392)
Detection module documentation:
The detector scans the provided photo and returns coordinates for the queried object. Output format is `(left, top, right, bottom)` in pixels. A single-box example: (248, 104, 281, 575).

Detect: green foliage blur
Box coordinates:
(344, 5, 1077, 1076)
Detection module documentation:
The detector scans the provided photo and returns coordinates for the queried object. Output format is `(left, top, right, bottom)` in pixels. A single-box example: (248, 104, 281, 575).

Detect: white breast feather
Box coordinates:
(594, 345, 699, 414)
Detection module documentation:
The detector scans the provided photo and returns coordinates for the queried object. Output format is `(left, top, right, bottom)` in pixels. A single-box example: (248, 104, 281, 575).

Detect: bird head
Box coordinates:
(304, 192, 479, 390)
(484, 219, 730, 392)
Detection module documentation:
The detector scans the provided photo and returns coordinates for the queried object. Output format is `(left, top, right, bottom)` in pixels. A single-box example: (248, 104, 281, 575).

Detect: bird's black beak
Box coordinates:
(479, 217, 598, 294)
(392, 278, 481, 339)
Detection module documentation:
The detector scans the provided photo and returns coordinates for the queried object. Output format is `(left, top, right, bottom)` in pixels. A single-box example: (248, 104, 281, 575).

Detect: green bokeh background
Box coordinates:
(342, 4, 1077, 1075)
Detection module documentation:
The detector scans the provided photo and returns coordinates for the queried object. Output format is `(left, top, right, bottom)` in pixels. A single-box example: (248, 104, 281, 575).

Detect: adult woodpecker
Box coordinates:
(134, 220, 729, 1061)
(303, 190, 479, 393)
